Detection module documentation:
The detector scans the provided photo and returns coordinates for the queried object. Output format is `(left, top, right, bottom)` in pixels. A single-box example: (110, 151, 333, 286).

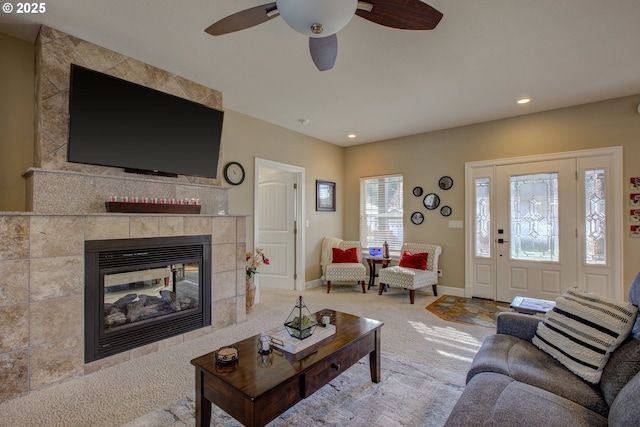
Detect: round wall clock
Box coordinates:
(411, 211, 424, 225)
(223, 161, 245, 185)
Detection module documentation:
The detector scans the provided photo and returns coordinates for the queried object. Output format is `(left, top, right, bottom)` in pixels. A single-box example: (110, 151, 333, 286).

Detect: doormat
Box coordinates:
(426, 295, 511, 328)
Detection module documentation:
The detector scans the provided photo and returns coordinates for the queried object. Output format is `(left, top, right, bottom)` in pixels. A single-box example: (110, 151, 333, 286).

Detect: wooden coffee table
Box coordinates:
(191, 310, 383, 427)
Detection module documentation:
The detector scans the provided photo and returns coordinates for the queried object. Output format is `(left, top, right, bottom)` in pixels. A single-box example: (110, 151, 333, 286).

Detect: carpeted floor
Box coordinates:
(0, 286, 494, 426)
(426, 295, 511, 328)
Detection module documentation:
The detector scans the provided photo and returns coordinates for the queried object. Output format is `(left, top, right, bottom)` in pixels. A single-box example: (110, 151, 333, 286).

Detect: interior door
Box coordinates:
(257, 172, 296, 289)
(495, 159, 577, 302)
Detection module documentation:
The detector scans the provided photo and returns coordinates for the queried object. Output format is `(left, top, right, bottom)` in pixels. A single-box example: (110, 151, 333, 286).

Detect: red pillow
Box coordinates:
(332, 247, 359, 263)
(398, 251, 429, 270)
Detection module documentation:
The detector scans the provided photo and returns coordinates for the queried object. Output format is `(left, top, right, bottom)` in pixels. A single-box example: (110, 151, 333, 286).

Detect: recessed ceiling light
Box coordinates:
(517, 98, 531, 104)
(347, 133, 357, 139)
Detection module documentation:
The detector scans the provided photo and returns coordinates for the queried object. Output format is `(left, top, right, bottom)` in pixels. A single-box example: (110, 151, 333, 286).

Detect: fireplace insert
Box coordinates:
(85, 235, 211, 362)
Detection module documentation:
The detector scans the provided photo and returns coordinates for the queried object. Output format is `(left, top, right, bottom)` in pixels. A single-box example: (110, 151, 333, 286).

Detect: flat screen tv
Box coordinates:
(67, 64, 224, 179)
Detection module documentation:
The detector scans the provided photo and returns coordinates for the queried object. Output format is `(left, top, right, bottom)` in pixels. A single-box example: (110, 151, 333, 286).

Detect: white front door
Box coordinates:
(465, 147, 624, 302)
(257, 171, 296, 289)
(495, 159, 577, 302)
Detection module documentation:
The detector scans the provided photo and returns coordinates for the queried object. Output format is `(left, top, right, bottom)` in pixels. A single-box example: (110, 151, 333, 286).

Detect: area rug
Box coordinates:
(122, 352, 465, 427)
(426, 295, 511, 328)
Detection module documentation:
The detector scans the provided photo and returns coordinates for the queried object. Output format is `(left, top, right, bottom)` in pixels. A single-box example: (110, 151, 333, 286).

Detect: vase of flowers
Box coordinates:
(246, 248, 269, 313)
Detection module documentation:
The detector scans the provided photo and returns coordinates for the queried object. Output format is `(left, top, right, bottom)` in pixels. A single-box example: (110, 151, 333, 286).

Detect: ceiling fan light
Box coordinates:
(277, 0, 357, 37)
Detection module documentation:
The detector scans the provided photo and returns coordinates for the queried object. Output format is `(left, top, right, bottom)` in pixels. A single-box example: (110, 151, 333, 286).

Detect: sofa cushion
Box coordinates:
(468, 334, 609, 416)
(532, 288, 637, 383)
(444, 372, 608, 427)
(608, 371, 640, 427)
(600, 335, 640, 407)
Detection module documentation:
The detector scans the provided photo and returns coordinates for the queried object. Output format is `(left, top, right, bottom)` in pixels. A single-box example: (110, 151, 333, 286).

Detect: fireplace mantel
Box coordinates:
(24, 168, 229, 215)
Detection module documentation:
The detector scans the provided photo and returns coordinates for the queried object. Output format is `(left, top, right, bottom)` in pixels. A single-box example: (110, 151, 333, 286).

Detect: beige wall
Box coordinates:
(221, 110, 344, 281)
(0, 33, 34, 211)
(2, 29, 638, 294)
(343, 94, 640, 295)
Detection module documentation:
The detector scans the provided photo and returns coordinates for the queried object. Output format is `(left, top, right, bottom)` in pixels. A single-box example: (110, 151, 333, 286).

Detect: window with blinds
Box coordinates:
(360, 175, 403, 251)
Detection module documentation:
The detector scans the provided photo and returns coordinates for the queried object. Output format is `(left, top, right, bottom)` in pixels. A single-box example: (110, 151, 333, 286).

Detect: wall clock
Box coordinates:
(223, 161, 245, 185)
(411, 211, 424, 225)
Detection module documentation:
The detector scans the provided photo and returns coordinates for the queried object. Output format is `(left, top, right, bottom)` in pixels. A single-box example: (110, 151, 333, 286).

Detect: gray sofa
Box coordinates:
(444, 312, 640, 426)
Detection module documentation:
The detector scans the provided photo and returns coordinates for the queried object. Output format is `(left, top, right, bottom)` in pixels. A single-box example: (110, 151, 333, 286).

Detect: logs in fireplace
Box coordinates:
(85, 235, 211, 362)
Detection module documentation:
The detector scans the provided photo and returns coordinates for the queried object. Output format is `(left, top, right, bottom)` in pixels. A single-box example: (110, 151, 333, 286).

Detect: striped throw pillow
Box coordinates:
(532, 288, 638, 384)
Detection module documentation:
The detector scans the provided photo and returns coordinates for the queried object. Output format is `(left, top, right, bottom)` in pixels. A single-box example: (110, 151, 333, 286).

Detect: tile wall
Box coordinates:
(0, 213, 246, 401)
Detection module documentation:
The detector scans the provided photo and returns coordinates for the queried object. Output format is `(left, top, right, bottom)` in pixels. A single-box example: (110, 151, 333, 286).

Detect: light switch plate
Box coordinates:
(449, 220, 463, 229)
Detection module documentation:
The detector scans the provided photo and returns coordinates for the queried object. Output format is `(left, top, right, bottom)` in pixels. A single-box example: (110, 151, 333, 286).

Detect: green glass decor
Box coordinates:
(284, 296, 317, 340)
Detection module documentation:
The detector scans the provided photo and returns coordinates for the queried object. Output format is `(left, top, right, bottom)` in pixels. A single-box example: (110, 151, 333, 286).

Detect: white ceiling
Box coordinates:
(2, 0, 640, 146)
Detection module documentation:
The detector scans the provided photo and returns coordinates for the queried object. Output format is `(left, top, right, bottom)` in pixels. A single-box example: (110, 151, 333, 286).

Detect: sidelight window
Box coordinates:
(585, 169, 606, 265)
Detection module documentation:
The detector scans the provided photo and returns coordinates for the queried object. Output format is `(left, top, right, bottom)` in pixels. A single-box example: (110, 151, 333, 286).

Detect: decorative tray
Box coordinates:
(105, 202, 201, 214)
(214, 345, 239, 365)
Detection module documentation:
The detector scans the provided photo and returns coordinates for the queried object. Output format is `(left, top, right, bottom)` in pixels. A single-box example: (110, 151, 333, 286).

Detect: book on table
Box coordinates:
(267, 324, 336, 355)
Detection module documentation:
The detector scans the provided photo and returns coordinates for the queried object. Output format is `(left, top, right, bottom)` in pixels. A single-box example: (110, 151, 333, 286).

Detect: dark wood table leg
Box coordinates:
(195, 368, 212, 427)
(369, 328, 381, 383)
(367, 260, 375, 290)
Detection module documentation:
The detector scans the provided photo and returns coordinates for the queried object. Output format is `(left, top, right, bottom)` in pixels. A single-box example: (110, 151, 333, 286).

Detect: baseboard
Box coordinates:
(436, 286, 465, 297)
(305, 279, 324, 290)
(304, 280, 465, 297)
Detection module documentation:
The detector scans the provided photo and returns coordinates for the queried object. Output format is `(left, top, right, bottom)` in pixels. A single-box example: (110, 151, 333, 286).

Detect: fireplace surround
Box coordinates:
(0, 26, 247, 403)
(85, 235, 212, 362)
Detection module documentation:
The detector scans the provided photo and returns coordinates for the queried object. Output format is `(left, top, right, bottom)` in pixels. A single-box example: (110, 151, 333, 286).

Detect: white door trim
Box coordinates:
(465, 146, 623, 300)
(254, 158, 305, 292)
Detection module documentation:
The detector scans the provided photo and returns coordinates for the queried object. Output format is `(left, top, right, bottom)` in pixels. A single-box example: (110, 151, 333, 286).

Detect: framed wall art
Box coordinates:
(316, 180, 336, 212)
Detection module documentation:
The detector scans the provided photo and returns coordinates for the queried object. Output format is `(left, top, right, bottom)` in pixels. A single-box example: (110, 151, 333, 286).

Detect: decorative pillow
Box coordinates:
(398, 251, 429, 270)
(332, 247, 358, 263)
(532, 288, 638, 384)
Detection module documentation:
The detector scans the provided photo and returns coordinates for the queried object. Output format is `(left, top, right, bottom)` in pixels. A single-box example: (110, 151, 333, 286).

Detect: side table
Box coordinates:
(510, 296, 555, 315)
(366, 257, 391, 290)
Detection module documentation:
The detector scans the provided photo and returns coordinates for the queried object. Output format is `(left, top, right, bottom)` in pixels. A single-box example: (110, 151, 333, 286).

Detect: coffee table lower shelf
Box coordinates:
(191, 311, 383, 427)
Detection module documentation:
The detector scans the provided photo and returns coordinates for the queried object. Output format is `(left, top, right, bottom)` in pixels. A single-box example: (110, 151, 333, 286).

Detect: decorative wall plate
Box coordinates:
(439, 176, 453, 190)
(440, 206, 452, 217)
(423, 193, 440, 210)
(412, 186, 423, 197)
(411, 211, 424, 225)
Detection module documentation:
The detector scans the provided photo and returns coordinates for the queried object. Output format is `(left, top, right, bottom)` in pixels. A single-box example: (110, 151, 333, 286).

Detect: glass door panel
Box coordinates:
(510, 173, 559, 262)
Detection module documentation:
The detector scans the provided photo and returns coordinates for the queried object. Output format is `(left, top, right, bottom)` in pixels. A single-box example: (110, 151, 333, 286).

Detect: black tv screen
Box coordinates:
(67, 64, 223, 179)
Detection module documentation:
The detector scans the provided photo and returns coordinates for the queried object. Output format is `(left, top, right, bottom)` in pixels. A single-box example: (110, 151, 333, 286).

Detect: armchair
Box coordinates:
(378, 242, 441, 304)
(325, 240, 367, 293)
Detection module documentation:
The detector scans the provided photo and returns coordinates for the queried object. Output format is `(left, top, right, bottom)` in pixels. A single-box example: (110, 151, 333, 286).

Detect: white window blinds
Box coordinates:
(359, 175, 403, 251)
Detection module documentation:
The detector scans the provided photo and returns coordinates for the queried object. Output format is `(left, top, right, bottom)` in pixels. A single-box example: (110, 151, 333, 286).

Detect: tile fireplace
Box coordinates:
(84, 235, 212, 362)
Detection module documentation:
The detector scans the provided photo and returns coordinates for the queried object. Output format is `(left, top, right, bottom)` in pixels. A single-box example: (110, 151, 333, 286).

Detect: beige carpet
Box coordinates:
(0, 285, 494, 426)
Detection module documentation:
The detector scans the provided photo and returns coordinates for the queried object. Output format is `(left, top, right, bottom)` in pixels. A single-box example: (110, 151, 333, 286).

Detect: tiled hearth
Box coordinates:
(0, 26, 246, 402)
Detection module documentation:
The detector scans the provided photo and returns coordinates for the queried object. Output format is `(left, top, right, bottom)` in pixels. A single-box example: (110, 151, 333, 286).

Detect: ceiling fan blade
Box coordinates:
(205, 3, 279, 36)
(355, 0, 443, 30)
(309, 34, 338, 72)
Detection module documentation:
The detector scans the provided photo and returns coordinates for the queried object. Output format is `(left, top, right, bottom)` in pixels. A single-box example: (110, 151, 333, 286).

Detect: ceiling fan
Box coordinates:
(205, 0, 443, 71)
